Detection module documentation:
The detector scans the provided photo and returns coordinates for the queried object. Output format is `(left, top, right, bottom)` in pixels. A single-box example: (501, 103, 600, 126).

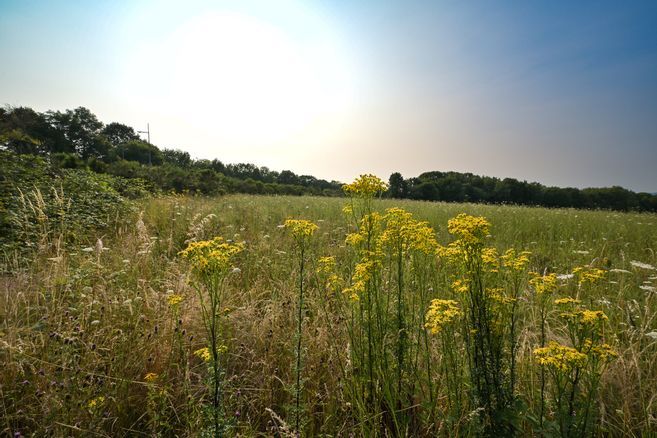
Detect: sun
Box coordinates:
(133, 11, 355, 147)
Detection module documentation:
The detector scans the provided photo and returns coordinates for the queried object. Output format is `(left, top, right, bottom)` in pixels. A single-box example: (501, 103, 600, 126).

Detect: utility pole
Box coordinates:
(137, 123, 151, 165)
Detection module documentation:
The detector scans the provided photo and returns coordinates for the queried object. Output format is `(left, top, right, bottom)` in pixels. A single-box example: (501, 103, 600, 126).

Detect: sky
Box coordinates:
(1, 0, 656, 191)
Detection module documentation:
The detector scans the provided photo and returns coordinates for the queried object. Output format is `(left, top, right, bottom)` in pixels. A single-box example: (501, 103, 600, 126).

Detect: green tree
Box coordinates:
(115, 140, 162, 165)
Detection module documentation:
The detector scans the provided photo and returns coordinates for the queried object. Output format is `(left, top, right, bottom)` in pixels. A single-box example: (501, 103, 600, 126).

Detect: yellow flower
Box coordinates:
(437, 243, 463, 260)
(87, 396, 105, 409)
(378, 208, 438, 255)
(317, 256, 336, 274)
(144, 372, 158, 382)
(166, 294, 184, 307)
(486, 287, 515, 305)
(573, 266, 606, 286)
(194, 347, 212, 362)
(588, 343, 618, 361)
(425, 299, 462, 335)
(342, 258, 378, 300)
(482, 247, 500, 271)
(342, 174, 388, 198)
(501, 249, 531, 272)
(529, 273, 558, 295)
(179, 237, 244, 276)
(533, 341, 588, 372)
(554, 297, 581, 306)
(451, 278, 470, 294)
(284, 219, 318, 239)
(578, 309, 608, 325)
(447, 213, 491, 249)
(345, 212, 383, 248)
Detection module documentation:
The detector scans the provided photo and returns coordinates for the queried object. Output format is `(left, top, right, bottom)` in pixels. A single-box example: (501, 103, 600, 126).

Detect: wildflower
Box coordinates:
(437, 243, 463, 261)
(179, 237, 244, 276)
(630, 260, 656, 270)
(284, 219, 318, 239)
(554, 297, 581, 306)
(578, 309, 608, 325)
(447, 213, 491, 249)
(501, 249, 531, 272)
(533, 341, 588, 372)
(378, 208, 438, 255)
(144, 372, 158, 382)
(573, 266, 606, 286)
(486, 287, 515, 305)
(166, 294, 184, 307)
(586, 342, 618, 361)
(317, 256, 336, 275)
(425, 299, 462, 334)
(87, 396, 105, 409)
(482, 247, 500, 271)
(529, 272, 558, 295)
(451, 278, 470, 294)
(194, 347, 212, 362)
(342, 174, 388, 198)
(409, 221, 439, 254)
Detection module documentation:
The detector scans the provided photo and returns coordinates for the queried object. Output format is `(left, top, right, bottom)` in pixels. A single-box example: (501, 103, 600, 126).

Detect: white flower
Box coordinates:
(81, 247, 94, 253)
(645, 331, 657, 340)
(231, 267, 241, 274)
(557, 274, 574, 280)
(610, 269, 632, 274)
(630, 261, 656, 270)
(573, 250, 590, 255)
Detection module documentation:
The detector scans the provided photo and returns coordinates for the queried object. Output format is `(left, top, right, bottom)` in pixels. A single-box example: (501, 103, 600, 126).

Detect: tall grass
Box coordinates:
(1, 190, 656, 436)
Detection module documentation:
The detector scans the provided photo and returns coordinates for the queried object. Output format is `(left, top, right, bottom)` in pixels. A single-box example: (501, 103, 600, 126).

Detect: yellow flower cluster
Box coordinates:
(194, 347, 211, 362)
(87, 396, 105, 409)
(486, 287, 515, 305)
(194, 345, 228, 362)
(317, 256, 336, 274)
(317, 256, 340, 291)
(425, 299, 462, 335)
(437, 243, 462, 261)
(447, 213, 491, 248)
(501, 249, 531, 272)
(573, 266, 606, 286)
(378, 208, 438, 255)
(451, 278, 470, 294)
(578, 309, 608, 325)
(533, 341, 588, 372)
(342, 258, 377, 302)
(144, 372, 158, 382)
(342, 174, 388, 198)
(529, 272, 558, 295)
(166, 294, 184, 307)
(585, 341, 618, 361)
(284, 219, 318, 239)
(179, 237, 244, 276)
(554, 297, 581, 306)
(482, 247, 500, 271)
(345, 212, 383, 248)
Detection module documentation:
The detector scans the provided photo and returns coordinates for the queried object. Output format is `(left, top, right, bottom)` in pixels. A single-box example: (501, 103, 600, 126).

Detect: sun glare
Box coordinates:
(125, 10, 355, 148)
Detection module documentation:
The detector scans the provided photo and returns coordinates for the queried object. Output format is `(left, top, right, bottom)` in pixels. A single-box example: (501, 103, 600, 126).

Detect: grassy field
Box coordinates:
(2, 191, 657, 436)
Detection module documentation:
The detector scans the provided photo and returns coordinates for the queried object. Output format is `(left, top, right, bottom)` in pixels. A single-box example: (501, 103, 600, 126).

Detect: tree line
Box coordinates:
(387, 171, 657, 212)
(2, 105, 656, 211)
(0, 105, 343, 196)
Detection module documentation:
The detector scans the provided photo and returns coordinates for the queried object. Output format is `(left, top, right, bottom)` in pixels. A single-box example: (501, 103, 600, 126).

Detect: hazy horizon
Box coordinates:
(2, 0, 656, 192)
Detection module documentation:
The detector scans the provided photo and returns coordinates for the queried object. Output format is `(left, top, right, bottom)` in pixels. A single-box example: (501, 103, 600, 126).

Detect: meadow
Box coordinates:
(2, 181, 657, 436)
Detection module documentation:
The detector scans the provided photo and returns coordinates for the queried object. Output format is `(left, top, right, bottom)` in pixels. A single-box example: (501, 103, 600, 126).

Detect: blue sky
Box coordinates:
(1, 0, 656, 191)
